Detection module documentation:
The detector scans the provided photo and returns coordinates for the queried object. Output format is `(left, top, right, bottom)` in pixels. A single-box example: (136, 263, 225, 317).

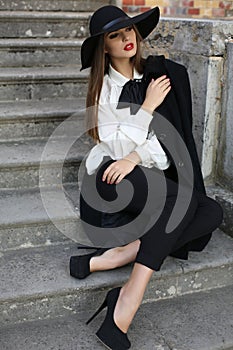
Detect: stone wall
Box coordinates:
(144, 18, 233, 186)
(121, 0, 233, 18)
(217, 41, 233, 191)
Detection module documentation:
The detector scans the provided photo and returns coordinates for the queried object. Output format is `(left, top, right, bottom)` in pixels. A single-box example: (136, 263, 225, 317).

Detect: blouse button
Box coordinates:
(159, 133, 166, 141)
(178, 161, 184, 167)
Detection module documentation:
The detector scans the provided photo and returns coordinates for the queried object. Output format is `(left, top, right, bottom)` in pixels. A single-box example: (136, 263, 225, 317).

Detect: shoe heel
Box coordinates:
(86, 297, 107, 325)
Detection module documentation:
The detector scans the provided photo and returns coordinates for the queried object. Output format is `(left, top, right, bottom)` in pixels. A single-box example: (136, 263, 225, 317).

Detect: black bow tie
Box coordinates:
(117, 78, 147, 114)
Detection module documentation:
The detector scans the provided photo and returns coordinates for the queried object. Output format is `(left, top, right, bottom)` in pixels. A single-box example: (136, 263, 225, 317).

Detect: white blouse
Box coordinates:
(85, 65, 170, 175)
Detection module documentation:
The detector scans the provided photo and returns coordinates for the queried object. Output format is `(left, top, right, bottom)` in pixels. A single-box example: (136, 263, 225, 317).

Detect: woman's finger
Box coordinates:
(158, 81, 170, 91)
(109, 172, 120, 184)
(106, 169, 117, 183)
(150, 79, 170, 92)
(159, 79, 170, 88)
(102, 162, 116, 181)
(163, 85, 171, 94)
(103, 167, 113, 182)
(161, 82, 171, 93)
(115, 173, 125, 184)
(153, 75, 167, 84)
(102, 168, 110, 182)
(107, 167, 122, 183)
(149, 78, 155, 85)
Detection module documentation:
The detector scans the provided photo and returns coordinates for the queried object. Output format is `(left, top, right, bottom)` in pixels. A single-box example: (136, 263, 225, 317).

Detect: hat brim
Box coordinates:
(80, 6, 160, 70)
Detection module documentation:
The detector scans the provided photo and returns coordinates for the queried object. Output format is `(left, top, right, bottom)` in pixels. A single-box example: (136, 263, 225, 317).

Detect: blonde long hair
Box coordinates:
(86, 25, 145, 142)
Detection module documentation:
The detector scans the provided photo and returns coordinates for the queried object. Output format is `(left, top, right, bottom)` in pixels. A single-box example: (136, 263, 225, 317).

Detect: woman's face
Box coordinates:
(104, 26, 137, 61)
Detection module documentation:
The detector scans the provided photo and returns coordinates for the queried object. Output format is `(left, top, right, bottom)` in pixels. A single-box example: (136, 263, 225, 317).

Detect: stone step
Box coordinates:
(0, 137, 92, 189)
(0, 11, 91, 39)
(0, 185, 80, 251)
(0, 38, 83, 67)
(0, 181, 230, 253)
(0, 284, 232, 350)
(0, 0, 110, 12)
(0, 229, 232, 326)
(0, 98, 85, 141)
(0, 66, 88, 101)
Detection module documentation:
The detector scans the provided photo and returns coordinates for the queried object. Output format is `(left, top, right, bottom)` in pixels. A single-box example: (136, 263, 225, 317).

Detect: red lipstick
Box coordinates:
(124, 43, 134, 51)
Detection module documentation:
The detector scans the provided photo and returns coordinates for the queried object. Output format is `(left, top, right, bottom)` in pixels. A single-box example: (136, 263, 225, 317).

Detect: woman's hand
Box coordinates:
(142, 75, 171, 114)
(102, 159, 136, 184)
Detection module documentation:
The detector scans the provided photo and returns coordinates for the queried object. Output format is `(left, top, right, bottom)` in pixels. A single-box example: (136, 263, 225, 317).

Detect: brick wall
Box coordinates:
(122, 0, 233, 18)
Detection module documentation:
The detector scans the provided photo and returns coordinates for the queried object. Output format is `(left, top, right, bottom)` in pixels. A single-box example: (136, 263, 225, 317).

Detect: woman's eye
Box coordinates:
(109, 33, 118, 39)
(126, 26, 133, 31)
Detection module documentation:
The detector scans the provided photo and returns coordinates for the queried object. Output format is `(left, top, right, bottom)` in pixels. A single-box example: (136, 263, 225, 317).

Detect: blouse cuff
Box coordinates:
(134, 146, 151, 163)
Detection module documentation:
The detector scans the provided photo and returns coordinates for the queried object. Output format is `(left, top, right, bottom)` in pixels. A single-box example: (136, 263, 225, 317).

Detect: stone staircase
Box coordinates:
(0, 1, 233, 349)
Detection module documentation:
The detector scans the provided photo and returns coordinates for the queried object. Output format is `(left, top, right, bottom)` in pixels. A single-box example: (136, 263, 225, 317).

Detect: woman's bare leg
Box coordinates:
(90, 241, 154, 333)
(89, 239, 140, 272)
(114, 262, 154, 332)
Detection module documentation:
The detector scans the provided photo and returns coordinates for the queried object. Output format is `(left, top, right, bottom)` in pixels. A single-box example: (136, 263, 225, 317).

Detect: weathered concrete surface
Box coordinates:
(209, 42, 233, 239)
(149, 18, 233, 57)
(0, 136, 92, 188)
(147, 18, 232, 181)
(207, 185, 233, 238)
(0, 229, 232, 325)
(0, 284, 233, 350)
(0, 66, 88, 101)
(217, 194, 233, 238)
(0, 184, 83, 250)
(0, 38, 82, 67)
(0, 0, 111, 12)
(217, 41, 233, 192)
(201, 57, 224, 181)
(0, 185, 82, 250)
(0, 98, 85, 141)
(0, 11, 91, 38)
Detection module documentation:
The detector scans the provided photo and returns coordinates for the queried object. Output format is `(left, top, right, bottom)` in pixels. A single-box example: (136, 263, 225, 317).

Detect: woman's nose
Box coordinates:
(122, 33, 129, 41)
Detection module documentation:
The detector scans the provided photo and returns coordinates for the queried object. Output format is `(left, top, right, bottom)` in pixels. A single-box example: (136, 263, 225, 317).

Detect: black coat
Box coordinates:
(143, 55, 205, 193)
(142, 55, 212, 258)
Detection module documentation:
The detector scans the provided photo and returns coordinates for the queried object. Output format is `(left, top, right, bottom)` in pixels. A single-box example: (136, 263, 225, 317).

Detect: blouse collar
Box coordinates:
(108, 64, 143, 87)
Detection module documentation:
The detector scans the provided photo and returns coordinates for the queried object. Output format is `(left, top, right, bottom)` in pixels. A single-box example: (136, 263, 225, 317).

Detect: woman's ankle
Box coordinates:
(90, 247, 122, 272)
(113, 285, 140, 333)
(120, 284, 142, 310)
(90, 244, 139, 272)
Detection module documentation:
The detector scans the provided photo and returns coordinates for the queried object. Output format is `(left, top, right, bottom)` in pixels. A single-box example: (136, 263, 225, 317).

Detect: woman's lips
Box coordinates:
(124, 43, 134, 51)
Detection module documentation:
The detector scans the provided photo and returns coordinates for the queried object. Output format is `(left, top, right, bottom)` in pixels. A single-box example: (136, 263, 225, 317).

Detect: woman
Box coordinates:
(69, 5, 223, 350)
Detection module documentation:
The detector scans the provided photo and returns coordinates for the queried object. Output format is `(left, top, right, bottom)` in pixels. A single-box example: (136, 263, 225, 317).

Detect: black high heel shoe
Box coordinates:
(69, 247, 109, 279)
(86, 287, 131, 350)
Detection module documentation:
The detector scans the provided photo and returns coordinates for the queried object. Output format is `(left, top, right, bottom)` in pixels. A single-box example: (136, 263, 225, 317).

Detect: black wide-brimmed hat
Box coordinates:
(80, 5, 160, 70)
